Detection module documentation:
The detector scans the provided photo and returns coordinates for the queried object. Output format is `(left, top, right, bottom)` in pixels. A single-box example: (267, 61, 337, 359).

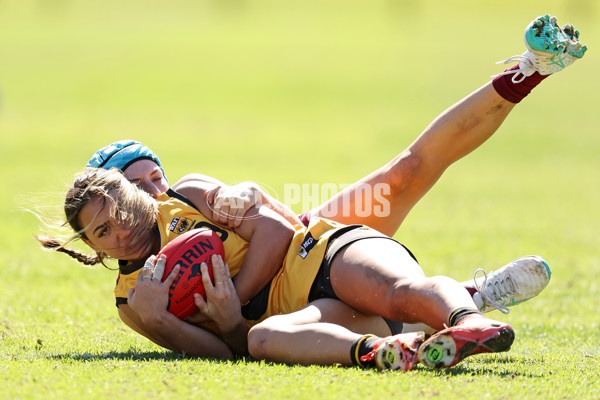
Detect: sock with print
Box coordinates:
(448, 307, 482, 327)
(350, 334, 379, 368)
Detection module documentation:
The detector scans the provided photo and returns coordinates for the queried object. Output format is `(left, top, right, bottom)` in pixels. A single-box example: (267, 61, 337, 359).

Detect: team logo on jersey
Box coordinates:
(168, 217, 193, 234)
(297, 232, 316, 259)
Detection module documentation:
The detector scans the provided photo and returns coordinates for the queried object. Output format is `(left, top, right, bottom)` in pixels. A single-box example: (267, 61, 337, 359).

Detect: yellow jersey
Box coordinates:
(115, 189, 249, 305)
(114, 188, 363, 328)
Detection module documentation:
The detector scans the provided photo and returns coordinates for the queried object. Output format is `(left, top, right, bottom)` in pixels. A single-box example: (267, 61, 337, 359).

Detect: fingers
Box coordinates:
(224, 258, 231, 279)
(201, 255, 230, 298)
(224, 263, 235, 291)
(210, 184, 259, 228)
(211, 254, 228, 285)
(137, 255, 178, 292)
(194, 292, 208, 314)
(163, 264, 180, 286)
(201, 262, 214, 292)
(139, 255, 155, 282)
(127, 287, 135, 302)
(211, 255, 235, 294)
(212, 195, 231, 226)
(139, 268, 151, 282)
(205, 186, 220, 205)
(152, 255, 166, 281)
(139, 255, 168, 283)
(230, 208, 245, 228)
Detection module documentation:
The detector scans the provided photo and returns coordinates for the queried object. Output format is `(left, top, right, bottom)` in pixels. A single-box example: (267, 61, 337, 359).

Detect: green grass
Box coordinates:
(1, 0, 599, 399)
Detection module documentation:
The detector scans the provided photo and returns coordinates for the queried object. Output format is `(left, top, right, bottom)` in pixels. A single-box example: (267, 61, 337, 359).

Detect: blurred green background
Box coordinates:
(1, 0, 599, 398)
(3, 0, 598, 275)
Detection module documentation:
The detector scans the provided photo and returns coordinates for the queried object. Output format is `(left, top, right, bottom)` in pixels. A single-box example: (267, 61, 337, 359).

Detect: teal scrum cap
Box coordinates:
(86, 139, 167, 181)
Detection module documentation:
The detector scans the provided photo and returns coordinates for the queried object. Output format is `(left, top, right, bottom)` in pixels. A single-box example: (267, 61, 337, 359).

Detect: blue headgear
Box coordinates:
(86, 139, 167, 182)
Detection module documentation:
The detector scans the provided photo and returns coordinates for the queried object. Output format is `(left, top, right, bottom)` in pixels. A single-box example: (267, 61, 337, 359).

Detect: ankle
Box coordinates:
(350, 334, 379, 367)
(492, 65, 549, 103)
(448, 307, 482, 326)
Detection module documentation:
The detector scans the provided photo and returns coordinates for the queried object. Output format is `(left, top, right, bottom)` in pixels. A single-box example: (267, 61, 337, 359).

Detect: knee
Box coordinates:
(247, 318, 282, 361)
(380, 275, 456, 320)
(247, 325, 268, 360)
(385, 150, 426, 193)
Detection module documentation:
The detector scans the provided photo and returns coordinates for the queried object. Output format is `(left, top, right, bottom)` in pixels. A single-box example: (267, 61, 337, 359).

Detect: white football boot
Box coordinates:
(468, 256, 552, 314)
(495, 14, 587, 83)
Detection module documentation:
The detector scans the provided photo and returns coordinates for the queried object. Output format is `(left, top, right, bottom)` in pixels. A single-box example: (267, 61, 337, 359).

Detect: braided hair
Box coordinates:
(35, 168, 158, 268)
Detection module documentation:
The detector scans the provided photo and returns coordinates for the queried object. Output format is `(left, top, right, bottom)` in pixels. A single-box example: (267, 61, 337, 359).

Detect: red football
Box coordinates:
(157, 228, 225, 320)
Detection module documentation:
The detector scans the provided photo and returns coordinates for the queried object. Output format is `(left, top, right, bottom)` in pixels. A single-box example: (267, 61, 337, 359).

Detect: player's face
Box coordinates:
(123, 160, 168, 198)
(79, 196, 156, 261)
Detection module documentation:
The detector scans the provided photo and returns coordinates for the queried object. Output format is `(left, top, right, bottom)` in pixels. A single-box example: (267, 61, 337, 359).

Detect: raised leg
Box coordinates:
(312, 83, 515, 237)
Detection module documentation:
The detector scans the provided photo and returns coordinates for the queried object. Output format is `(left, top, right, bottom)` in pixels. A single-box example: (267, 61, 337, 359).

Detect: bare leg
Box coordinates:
(329, 239, 478, 331)
(248, 241, 510, 367)
(248, 299, 392, 366)
(312, 83, 515, 236)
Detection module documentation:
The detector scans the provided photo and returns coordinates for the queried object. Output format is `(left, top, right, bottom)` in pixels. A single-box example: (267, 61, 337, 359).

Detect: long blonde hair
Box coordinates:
(36, 168, 158, 268)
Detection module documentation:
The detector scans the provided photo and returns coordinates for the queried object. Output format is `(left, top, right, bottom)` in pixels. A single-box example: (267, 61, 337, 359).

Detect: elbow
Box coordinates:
(280, 222, 295, 244)
(264, 213, 295, 247)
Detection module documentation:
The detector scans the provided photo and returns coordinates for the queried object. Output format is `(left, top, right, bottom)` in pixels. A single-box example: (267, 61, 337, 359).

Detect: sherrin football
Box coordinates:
(156, 228, 225, 320)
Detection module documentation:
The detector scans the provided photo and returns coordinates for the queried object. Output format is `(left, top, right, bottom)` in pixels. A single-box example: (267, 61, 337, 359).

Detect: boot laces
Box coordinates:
(473, 268, 519, 314)
(492, 54, 534, 83)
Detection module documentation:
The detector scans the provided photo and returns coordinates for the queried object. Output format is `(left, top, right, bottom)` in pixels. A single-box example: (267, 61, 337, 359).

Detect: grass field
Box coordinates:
(1, 1, 599, 399)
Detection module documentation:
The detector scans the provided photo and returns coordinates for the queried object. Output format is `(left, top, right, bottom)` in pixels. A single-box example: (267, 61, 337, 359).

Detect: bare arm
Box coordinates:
(175, 175, 302, 228)
(119, 303, 235, 358)
(230, 204, 296, 303)
(206, 181, 303, 228)
(255, 189, 303, 226)
(172, 173, 225, 189)
(176, 181, 296, 304)
(125, 263, 238, 358)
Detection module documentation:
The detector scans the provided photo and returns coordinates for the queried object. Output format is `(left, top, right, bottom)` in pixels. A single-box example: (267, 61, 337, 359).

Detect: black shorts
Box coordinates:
(242, 224, 418, 335)
(307, 225, 418, 335)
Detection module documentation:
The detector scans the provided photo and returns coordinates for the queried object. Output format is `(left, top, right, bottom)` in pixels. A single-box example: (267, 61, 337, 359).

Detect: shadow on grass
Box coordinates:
(47, 350, 234, 363)
(48, 351, 535, 378)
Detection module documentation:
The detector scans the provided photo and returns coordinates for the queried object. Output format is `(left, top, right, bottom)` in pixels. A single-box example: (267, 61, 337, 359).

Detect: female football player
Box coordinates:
(82, 140, 549, 367)
(38, 166, 515, 371)
(40, 14, 582, 370)
(86, 31, 566, 315)
(82, 10, 585, 316)
(243, 13, 587, 370)
(86, 13, 586, 240)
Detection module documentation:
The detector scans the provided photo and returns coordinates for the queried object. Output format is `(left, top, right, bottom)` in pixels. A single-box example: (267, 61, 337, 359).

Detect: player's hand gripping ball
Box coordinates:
(157, 228, 225, 320)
